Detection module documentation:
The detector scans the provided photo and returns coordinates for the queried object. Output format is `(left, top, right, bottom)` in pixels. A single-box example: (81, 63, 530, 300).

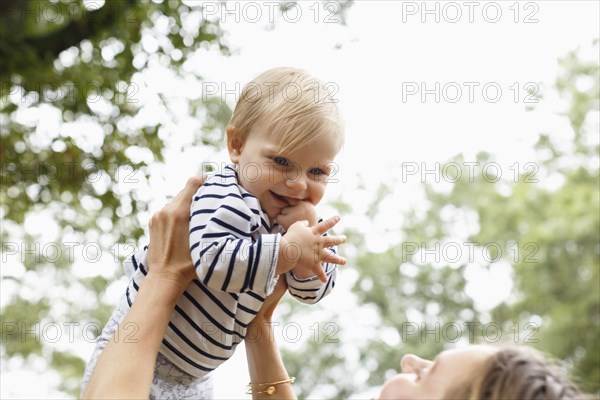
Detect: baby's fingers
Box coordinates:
(322, 234, 347, 248)
(322, 250, 347, 266)
(311, 264, 328, 283)
(312, 215, 341, 236)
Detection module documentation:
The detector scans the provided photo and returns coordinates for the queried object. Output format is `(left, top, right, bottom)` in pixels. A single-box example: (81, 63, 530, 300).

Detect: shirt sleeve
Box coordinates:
(285, 218, 339, 304)
(285, 257, 337, 304)
(189, 184, 280, 297)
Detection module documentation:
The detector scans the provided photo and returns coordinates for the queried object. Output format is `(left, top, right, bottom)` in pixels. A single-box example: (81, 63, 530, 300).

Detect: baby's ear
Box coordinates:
(226, 128, 243, 162)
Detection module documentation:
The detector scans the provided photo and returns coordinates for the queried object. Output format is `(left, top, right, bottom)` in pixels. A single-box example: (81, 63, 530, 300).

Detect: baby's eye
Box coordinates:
(309, 164, 332, 176)
(272, 156, 288, 166)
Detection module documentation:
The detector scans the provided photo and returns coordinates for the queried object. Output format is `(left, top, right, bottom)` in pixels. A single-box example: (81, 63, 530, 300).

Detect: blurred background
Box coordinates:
(1, 0, 598, 398)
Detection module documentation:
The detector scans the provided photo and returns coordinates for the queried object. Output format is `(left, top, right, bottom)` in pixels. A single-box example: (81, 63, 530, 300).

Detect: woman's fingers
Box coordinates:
(169, 176, 206, 209)
(183, 176, 205, 198)
(147, 177, 206, 281)
(153, 176, 206, 226)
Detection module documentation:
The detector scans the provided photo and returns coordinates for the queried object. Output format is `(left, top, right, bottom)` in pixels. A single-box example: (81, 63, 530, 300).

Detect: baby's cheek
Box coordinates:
(308, 182, 327, 205)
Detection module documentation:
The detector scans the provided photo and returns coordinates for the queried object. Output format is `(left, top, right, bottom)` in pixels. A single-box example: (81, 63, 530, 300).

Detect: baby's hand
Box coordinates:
(277, 201, 318, 231)
(290, 263, 319, 280)
(276, 216, 347, 282)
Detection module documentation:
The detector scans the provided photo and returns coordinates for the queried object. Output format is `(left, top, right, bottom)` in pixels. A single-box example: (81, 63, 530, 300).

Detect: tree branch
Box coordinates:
(23, 0, 137, 61)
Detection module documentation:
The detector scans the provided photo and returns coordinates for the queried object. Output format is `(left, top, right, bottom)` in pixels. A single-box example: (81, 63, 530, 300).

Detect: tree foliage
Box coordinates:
(1, 0, 228, 239)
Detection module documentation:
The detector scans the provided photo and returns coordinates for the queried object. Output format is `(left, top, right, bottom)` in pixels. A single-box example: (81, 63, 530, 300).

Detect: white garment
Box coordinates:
(80, 296, 214, 399)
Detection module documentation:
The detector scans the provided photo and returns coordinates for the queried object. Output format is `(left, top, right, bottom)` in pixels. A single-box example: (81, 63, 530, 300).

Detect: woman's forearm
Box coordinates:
(82, 177, 203, 398)
(245, 319, 297, 400)
(82, 274, 184, 399)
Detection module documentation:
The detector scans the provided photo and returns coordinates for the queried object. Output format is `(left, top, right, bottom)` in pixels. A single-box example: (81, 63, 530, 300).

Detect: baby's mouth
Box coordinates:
(270, 191, 290, 206)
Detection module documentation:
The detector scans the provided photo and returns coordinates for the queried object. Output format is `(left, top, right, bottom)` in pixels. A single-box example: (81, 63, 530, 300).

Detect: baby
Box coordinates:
(82, 67, 346, 398)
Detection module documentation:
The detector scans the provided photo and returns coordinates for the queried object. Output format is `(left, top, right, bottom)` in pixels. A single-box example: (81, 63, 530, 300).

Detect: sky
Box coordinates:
(1, 1, 599, 398)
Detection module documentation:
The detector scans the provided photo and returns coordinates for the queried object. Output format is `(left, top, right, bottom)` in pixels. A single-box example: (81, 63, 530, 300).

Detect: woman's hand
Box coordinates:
(82, 176, 204, 399)
(146, 176, 204, 302)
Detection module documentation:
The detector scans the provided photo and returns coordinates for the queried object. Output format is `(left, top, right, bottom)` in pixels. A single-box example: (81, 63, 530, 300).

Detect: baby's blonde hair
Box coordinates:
(226, 67, 344, 155)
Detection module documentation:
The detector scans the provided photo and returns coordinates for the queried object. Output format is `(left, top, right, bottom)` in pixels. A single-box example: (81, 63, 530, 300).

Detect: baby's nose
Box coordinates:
(285, 174, 308, 192)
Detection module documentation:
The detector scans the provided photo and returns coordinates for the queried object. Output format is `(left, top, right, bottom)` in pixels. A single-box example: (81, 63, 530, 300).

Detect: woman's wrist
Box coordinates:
(143, 270, 191, 307)
(82, 269, 187, 399)
(245, 320, 296, 399)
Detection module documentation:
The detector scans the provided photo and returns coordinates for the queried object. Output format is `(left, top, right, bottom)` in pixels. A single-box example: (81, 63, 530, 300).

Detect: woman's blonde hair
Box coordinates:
(226, 67, 344, 155)
(446, 347, 584, 400)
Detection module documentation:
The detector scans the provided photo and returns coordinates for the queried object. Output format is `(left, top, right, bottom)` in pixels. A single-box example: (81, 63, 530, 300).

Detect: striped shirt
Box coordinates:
(122, 164, 338, 377)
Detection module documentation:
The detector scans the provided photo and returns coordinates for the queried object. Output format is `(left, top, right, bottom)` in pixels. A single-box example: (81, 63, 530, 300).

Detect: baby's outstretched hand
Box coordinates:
(277, 216, 347, 282)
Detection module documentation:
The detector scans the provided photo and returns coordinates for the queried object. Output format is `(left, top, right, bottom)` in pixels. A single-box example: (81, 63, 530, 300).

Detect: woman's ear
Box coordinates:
(226, 128, 243, 163)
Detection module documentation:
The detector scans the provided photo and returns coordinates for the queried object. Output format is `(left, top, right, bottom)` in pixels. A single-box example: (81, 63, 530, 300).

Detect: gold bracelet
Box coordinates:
(246, 377, 296, 395)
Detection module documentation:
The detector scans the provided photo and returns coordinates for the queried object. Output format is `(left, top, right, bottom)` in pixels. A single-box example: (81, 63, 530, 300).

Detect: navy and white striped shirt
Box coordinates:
(122, 164, 338, 377)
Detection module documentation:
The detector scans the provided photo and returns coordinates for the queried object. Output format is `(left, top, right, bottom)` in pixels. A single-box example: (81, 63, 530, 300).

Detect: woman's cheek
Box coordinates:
(377, 374, 418, 400)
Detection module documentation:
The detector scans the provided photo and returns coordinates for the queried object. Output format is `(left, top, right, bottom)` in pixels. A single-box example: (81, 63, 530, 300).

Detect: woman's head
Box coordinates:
(377, 345, 583, 400)
(226, 66, 344, 156)
(377, 345, 497, 399)
(449, 346, 583, 400)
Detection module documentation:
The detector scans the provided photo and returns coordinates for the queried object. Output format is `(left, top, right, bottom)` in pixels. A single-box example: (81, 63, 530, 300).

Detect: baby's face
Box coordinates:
(228, 120, 339, 222)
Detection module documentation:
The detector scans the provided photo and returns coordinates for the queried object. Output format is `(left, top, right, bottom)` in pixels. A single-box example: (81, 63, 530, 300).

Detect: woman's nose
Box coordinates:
(400, 354, 431, 373)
